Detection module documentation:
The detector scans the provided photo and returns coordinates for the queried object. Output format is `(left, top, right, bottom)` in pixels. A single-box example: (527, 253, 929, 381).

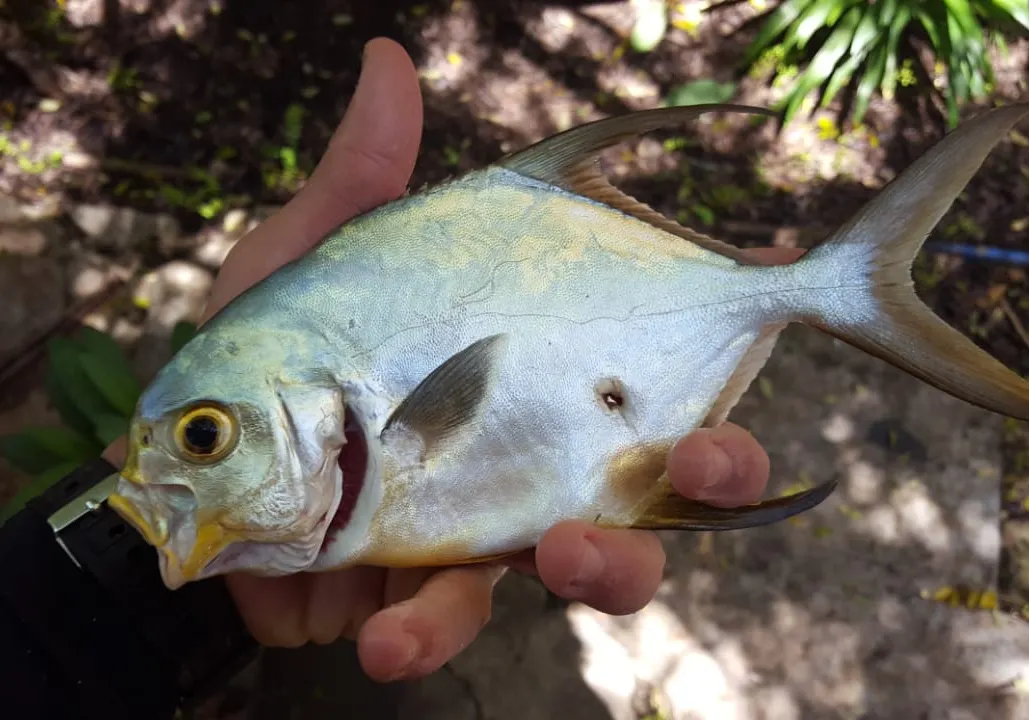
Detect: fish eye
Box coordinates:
(174, 404, 238, 463)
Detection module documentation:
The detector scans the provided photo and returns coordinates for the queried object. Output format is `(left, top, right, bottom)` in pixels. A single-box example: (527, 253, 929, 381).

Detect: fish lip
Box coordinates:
(107, 476, 171, 548)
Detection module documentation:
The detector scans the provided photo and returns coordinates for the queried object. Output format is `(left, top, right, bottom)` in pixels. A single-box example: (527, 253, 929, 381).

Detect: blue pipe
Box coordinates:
(924, 241, 1029, 267)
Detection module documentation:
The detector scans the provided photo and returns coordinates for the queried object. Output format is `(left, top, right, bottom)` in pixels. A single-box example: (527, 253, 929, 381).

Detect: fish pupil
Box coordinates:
(185, 416, 219, 454)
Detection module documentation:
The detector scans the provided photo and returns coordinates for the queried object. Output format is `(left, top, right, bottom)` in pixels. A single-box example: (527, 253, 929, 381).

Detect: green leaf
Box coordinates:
(917, 2, 957, 61)
(0, 431, 61, 474)
(45, 336, 118, 432)
(44, 364, 97, 439)
(0, 461, 80, 525)
(282, 103, 305, 148)
(943, 0, 986, 44)
(819, 6, 886, 108)
(93, 413, 130, 446)
(988, 0, 1029, 30)
(690, 203, 716, 225)
(0, 424, 96, 475)
(78, 354, 140, 418)
(852, 41, 889, 125)
(74, 327, 141, 417)
(170, 321, 198, 354)
(783, 6, 861, 123)
(787, 0, 845, 52)
(24, 425, 98, 462)
(743, 0, 818, 64)
(879, 6, 913, 101)
(664, 79, 738, 107)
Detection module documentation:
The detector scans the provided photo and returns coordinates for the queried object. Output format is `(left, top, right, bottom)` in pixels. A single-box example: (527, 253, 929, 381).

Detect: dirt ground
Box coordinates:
(2, 0, 1029, 716)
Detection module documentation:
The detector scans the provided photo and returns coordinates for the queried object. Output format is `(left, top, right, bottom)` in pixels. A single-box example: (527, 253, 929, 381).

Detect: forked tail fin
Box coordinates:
(797, 101, 1029, 421)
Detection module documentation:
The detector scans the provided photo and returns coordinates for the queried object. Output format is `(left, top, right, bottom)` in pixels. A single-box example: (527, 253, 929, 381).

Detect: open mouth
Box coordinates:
(324, 412, 367, 540)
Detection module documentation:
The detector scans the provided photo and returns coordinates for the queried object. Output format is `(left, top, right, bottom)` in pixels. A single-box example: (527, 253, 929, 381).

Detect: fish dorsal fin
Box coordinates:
(498, 103, 779, 265)
(383, 334, 508, 454)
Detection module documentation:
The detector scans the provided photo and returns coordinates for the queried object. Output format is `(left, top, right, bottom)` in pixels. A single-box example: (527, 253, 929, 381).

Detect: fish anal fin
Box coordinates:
(631, 478, 837, 531)
(383, 334, 508, 454)
(702, 322, 788, 427)
(498, 103, 778, 264)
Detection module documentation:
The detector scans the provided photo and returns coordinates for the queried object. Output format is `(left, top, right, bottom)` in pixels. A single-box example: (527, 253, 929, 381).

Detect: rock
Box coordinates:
(70, 202, 181, 252)
(71, 265, 108, 298)
(130, 260, 213, 380)
(0, 254, 65, 363)
(0, 194, 26, 224)
(192, 228, 240, 269)
(222, 209, 249, 235)
(63, 0, 103, 27)
(0, 225, 49, 255)
(61, 151, 99, 170)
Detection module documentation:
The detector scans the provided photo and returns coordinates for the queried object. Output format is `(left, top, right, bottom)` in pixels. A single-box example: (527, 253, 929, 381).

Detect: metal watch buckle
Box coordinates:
(47, 472, 119, 568)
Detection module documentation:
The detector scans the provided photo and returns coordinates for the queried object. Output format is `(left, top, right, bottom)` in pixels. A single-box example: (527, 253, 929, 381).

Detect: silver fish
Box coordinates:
(107, 102, 1029, 590)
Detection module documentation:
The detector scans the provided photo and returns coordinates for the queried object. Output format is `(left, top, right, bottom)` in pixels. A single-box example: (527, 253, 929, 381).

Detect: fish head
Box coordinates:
(107, 330, 347, 589)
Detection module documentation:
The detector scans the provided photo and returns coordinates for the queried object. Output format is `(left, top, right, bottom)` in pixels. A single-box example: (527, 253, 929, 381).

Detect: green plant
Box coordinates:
(664, 78, 739, 106)
(0, 321, 197, 524)
(741, 0, 1029, 127)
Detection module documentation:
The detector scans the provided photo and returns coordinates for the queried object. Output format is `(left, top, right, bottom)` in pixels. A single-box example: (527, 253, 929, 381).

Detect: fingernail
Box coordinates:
(566, 538, 604, 596)
(694, 440, 734, 499)
(386, 630, 420, 681)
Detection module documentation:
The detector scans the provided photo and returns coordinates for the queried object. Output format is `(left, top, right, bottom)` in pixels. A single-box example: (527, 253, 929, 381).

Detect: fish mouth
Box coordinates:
(323, 409, 367, 542)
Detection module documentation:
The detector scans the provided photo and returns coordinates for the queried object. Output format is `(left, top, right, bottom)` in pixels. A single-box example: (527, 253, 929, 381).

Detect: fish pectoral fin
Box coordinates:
(630, 478, 837, 531)
(497, 103, 778, 264)
(383, 334, 508, 453)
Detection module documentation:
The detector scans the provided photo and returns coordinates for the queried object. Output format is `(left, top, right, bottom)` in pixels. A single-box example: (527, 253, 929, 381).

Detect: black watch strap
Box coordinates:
(0, 456, 258, 719)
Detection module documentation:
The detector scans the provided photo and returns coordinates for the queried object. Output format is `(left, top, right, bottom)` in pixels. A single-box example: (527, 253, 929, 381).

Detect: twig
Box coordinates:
(999, 296, 1029, 352)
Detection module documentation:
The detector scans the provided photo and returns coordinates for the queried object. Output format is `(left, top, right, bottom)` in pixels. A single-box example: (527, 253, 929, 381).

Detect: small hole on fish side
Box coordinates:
(595, 378, 628, 412)
(602, 392, 623, 410)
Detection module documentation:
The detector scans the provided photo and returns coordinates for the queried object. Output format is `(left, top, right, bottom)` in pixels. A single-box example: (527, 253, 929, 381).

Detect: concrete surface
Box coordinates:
(399, 325, 1029, 720)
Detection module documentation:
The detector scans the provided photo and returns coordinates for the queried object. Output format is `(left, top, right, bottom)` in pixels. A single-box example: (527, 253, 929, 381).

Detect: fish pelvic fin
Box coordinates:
(629, 477, 837, 531)
(797, 101, 1029, 421)
(497, 103, 778, 264)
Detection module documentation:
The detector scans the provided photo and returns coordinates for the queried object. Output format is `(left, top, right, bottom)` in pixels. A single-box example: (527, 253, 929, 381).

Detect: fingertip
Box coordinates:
(536, 522, 664, 615)
(359, 566, 501, 682)
(668, 429, 733, 497)
(357, 605, 420, 682)
(669, 424, 769, 507)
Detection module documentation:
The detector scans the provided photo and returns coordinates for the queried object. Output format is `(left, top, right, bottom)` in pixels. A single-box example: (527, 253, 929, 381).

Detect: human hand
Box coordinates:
(149, 38, 795, 682)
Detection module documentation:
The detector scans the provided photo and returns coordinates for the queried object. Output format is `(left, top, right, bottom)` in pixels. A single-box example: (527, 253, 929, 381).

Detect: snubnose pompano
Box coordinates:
(107, 101, 1029, 590)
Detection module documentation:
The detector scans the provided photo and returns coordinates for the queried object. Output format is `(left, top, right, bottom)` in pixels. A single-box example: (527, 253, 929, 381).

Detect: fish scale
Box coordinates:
(105, 101, 1029, 590)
